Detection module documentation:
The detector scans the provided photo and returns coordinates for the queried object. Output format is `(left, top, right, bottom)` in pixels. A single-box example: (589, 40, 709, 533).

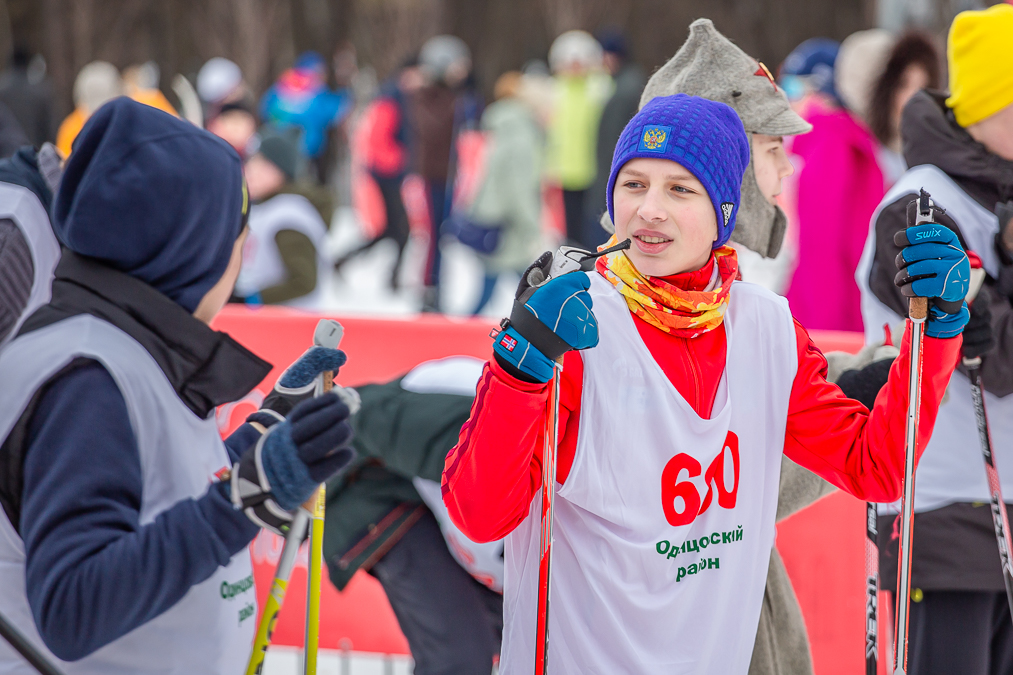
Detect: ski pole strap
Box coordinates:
(508, 301, 572, 361)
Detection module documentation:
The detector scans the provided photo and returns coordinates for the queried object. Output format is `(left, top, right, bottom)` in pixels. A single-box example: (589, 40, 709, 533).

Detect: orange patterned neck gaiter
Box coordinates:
(595, 236, 739, 338)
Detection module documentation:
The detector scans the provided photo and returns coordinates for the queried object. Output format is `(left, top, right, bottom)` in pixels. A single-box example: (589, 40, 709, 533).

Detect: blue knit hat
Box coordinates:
(606, 94, 751, 249)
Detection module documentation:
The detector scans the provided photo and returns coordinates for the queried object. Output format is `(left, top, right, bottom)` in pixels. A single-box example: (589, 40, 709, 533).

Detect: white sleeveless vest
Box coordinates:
(499, 273, 798, 674)
(0, 316, 255, 674)
(0, 182, 60, 349)
(234, 193, 331, 309)
(856, 164, 1013, 515)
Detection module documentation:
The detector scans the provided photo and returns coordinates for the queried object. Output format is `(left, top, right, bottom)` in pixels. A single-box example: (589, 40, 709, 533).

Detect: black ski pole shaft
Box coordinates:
(865, 501, 879, 675)
(0, 610, 65, 675)
(964, 357, 1013, 616)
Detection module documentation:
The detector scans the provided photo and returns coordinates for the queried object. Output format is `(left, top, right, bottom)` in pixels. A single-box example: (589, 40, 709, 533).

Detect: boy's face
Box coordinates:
(193, 227, 249, 325)
(612, 157, 718, 277)
(751, 134, 794, 205)
(967, 102, 1013, 162)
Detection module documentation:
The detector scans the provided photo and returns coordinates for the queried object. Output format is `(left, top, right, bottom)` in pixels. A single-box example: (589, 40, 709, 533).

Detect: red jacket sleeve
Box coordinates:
(442, 351, 583, 543)
(784, 318, 961, 502)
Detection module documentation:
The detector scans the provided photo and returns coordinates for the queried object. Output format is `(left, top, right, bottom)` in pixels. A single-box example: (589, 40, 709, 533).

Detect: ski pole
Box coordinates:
(246, 319, 344, 675)
(304, 346, 334, 675)
(246, 506, 312, 675)
(894, 190, 933, 675)
(961, 261, 1013, 619)
(304, 485, 326, 674)
(0, 610, 65, 675)
(526, 238, 630, 674)
(865, 501, 878, 675)
(964, 358, 1013, 614)
(534, 356, 563, 675)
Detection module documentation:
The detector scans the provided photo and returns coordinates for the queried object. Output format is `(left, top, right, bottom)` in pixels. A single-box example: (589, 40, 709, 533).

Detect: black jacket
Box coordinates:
(869, 90, 1013, 592)
(869, 90, 1013, 396)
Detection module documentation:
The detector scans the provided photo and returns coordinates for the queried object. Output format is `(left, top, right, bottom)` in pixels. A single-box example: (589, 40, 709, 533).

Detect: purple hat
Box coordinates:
(606, 93, 750, 248)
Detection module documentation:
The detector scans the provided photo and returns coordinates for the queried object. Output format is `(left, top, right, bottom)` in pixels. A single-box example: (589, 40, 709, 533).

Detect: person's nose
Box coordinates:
(779, 154, 796, 180)
(637, 186, 668, 223)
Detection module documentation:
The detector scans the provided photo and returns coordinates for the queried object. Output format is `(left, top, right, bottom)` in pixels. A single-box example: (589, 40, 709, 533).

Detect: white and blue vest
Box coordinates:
(0, 315, 255, 674)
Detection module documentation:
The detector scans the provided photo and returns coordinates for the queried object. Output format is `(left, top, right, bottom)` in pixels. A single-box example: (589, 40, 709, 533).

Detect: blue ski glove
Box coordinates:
(231, 393, 355, 531)
(894, 223, 970, 306)
(494, 252, 598, 383)
(924, 304, 970, 339)
(894, 223, 971, 338)
(261, 346, 348, 418)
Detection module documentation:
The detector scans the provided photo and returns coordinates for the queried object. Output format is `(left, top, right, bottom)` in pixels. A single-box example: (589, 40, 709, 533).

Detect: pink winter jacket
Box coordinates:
(786, 107, 886, 332)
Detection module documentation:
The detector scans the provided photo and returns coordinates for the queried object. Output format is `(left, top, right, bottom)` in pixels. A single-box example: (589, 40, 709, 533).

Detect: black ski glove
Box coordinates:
(963, 287, 996, 360)
(837, 358, 895, 410)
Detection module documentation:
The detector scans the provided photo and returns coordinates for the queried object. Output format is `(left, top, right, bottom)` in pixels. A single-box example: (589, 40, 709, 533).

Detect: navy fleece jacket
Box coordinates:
(17, 98, 260, 660)
(22, 367, 260, 660)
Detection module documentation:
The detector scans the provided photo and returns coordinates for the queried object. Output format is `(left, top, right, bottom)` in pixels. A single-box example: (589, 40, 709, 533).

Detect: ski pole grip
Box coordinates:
(909, 296, 929, 320)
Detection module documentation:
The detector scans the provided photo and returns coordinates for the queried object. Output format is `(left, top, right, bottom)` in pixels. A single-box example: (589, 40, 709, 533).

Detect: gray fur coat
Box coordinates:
(749, 337, 898, 675)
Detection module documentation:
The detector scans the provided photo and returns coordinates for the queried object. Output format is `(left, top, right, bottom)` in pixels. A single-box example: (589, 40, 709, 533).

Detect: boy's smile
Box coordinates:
(612, 157, 719, 277)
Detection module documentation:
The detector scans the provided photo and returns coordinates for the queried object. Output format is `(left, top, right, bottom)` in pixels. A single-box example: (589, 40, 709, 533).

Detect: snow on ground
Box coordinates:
(320, 208, 518, 320)
(263, 646, 412, 675)
(261, 209, 512, 675)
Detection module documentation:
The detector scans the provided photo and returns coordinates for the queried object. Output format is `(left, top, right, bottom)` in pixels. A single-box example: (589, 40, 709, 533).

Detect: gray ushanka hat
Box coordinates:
(603, 19, 811, 259)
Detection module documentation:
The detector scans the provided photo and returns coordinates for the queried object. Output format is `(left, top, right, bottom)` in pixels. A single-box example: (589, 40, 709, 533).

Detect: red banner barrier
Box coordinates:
(212, 305, 868, 670)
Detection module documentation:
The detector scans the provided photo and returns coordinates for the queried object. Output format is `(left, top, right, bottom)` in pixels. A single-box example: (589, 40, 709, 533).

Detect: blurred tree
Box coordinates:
(4, 0, 971, 116)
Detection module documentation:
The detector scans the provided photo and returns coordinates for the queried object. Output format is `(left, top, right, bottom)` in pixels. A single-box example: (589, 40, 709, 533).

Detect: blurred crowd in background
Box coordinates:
(0, 20, 955, 327)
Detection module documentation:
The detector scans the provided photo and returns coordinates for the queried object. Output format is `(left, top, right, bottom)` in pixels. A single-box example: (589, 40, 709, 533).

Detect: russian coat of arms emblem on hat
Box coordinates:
(638, 125, 671, 152)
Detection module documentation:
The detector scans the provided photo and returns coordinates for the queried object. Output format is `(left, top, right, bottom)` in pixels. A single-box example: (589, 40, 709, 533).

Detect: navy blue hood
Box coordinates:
(0, 146, 53, 212)
(53, 97, 247, 313)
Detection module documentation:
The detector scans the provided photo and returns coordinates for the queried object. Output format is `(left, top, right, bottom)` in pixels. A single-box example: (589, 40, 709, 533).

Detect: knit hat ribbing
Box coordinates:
(607, 94, 750, 249)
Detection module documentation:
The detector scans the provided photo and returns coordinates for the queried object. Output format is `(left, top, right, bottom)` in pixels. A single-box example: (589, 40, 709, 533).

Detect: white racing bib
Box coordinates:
(0, 316, 255, 674)
(234, 193, 331, 309)
(499, 273, 797, 674)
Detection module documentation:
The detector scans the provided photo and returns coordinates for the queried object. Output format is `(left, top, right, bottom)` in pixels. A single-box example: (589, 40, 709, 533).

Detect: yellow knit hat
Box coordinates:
(946, 4, 1013, 128)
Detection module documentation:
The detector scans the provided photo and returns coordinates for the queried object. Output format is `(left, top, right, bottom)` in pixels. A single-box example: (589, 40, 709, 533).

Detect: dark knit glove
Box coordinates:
(261, 346, 347, 417)
(231, 393, 355, 533)
(963, 287, 995, 360)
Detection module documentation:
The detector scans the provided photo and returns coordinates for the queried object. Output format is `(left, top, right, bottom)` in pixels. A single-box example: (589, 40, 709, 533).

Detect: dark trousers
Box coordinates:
(334, 174, 411, 288)
(369, 510, 502, 675)
(471, 274, 498, 316)
(562, 188, 587, 248)
(425, 180, 447, 292)
(908, 590, 1013, 674)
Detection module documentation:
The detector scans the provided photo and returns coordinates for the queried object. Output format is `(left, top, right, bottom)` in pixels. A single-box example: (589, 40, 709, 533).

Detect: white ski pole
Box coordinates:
(893, 190, 934, 675)
(246, 319, 346, 675)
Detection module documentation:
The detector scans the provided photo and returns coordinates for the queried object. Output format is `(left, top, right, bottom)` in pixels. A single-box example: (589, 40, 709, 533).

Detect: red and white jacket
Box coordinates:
(442, 255, 960, 544)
